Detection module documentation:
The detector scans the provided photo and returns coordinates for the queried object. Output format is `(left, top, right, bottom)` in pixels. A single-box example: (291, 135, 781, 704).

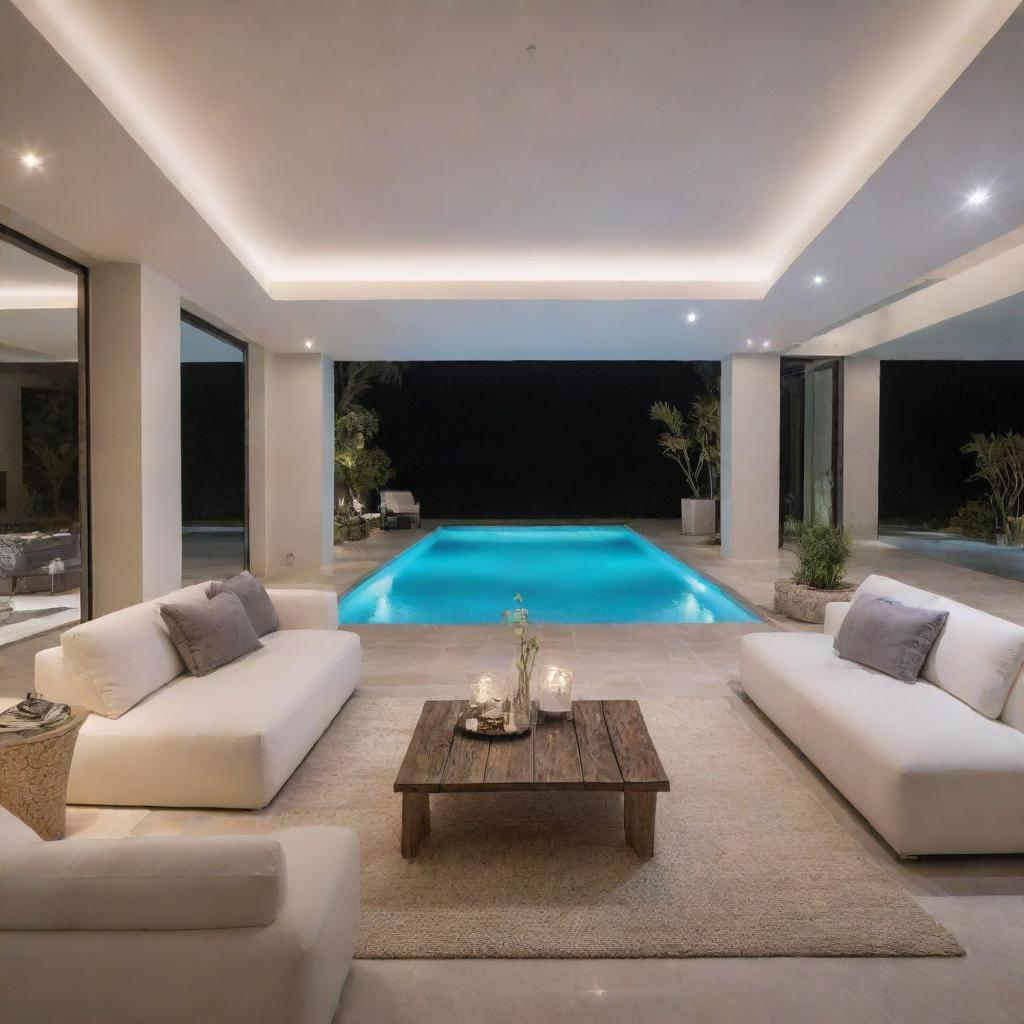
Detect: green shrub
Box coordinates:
(948, 499, 996, 540)
(794, 523, 851, 590)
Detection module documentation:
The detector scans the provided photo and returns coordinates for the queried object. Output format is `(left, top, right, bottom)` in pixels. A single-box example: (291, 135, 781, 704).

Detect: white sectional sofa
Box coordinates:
(34, 583, 359, 809)
(740, 574, 1024, 856)
(0, 805, 359, 1024)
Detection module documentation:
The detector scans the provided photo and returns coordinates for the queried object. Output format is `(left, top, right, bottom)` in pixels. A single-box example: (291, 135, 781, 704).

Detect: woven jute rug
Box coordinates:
(223, 695, 963, 958)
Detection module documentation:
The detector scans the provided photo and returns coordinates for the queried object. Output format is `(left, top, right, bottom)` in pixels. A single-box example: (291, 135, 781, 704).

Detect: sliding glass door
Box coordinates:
(780, 358, 842, 545)
(0, 226, 89, 646)
(180, 313, 248, 583)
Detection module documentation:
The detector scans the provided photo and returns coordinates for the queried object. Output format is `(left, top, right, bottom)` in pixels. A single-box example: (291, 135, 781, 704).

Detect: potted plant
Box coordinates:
(649, 395, 720, 536)
(960, 432, 1024, 546)
(774, 521, 854, 623)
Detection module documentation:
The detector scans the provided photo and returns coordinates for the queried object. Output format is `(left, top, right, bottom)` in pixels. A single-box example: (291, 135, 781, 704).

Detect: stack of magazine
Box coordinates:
(0, 695, 71, 734)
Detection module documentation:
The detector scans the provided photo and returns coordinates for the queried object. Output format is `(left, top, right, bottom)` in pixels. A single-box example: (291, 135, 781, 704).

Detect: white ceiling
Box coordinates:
(1, 0, 1022, 359)
(862, 291, 1024, 360)
(0, 237, 77, 308)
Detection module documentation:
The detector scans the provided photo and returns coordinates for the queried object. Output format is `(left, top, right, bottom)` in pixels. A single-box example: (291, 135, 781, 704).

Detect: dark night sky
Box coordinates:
(181, 363, 246, 523)
(373, 362, 711, 518)
(178, 358, 1024, 527)
(879, 361, 1024, 525)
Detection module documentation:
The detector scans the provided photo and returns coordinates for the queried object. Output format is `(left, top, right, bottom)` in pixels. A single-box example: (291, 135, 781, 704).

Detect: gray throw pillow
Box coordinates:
(208, 571, 279, 637)
(160, 591, 262, 677)
(834, 593, 948, 683)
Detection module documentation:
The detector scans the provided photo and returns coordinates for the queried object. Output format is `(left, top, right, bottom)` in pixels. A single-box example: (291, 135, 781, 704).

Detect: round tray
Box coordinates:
(456, 701, 536, 738)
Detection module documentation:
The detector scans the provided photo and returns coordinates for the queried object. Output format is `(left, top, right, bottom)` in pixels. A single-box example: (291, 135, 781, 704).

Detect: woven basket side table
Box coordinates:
(0, 707, 87, 840)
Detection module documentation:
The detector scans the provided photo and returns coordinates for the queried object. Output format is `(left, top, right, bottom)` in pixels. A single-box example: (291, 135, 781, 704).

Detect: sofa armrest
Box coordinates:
(0, 835, 282, 931)
(823, 601, 852, 638)
(267, 588, 338, 631)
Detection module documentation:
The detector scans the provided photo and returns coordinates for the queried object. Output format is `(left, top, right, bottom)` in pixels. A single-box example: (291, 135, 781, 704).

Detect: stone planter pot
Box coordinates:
(774, 578, 855, 624)
(681, 498, 716, 536)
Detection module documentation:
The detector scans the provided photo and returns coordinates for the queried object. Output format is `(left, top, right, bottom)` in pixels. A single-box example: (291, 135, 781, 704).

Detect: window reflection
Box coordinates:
(0, 234, 85, 646)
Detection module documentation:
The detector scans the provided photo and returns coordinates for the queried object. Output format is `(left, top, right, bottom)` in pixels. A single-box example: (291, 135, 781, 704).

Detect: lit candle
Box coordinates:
(469, 672, 503, 708)
(538, 666, 574, 719)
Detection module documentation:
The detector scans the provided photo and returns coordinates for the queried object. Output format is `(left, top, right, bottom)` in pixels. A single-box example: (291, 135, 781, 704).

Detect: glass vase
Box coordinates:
(507, 660, 534, 734)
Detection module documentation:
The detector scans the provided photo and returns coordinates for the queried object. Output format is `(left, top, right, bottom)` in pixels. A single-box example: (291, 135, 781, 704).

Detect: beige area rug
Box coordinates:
(191, 696, 963, 958)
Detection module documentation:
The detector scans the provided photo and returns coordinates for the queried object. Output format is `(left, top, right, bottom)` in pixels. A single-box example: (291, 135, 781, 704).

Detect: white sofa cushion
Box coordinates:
(1000, 667, 1024, 732)
(0, 808, 42, 848)
(0, 835, 282, 931)
(67, 628, 361, 808)
(59, 583, 209, 718)
(0, 826, 359, 1024)
(268, 587, 339, 631)
(854, 575, 1024, 719)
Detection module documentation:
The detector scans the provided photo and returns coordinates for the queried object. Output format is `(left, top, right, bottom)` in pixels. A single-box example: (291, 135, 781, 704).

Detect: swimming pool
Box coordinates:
(338, 526, 757, 625)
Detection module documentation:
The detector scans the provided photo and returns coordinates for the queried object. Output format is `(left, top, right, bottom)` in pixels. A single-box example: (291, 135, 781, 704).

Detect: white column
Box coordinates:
(246, 343, 269, 578)
(261, 352, 334, 573)
(721, 354, 780, 560)
(842, 359, 880, 540)
(90, 263, 182, 614)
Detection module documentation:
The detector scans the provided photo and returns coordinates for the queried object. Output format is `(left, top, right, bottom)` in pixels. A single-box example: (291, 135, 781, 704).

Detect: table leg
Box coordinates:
(624, 790, 657, 858)
(401, 792, 430, 858)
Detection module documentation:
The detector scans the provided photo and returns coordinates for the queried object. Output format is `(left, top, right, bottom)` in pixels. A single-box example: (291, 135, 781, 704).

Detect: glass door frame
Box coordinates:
(779, 356, 844, 547)
(0, 223, 91, 620)
(180, 310, 250, 573)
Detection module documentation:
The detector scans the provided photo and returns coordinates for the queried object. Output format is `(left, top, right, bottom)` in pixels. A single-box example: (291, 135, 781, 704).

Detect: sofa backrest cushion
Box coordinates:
(60, 583, 209, 719)
(854, 575, 1024, 719)
(0, 834, 282, 931)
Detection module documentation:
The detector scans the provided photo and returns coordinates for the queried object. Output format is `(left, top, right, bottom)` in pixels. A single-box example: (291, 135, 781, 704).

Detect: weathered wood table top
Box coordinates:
(394, 699, 669, 794)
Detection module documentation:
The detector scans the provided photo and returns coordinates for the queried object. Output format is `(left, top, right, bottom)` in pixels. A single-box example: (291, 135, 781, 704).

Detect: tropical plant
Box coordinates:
(948, 499, 997, 541)
(28, 440, 77, 516)
(649, 394, 721, 499)
(335, 361, 407, 418)
(334, 361, 406, 513)
(960, 432, 1024, 538)
(335, 406, 394, 508)
(793, 523, 852, 590)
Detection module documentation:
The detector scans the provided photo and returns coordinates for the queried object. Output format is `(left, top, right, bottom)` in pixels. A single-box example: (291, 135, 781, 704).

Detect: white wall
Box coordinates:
(259, 352, 334, 573)
(842, 359, 880, 539)
(90, 263, 182, 613)
(721, 354, 781, 560)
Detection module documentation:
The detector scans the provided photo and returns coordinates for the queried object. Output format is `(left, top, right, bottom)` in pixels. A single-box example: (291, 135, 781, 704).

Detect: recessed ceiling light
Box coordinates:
(966, 188, 990, 207)
(812, 274, 825, 285)
(746, 338, 753, 347)
(304, 339, 314, 349)
(20, 152, 42, 169)
(762, 340, 771, 348)
(686, 311, 698, 324)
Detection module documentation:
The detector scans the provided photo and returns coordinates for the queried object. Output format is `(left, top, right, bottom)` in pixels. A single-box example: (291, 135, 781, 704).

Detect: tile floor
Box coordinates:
(2, 521, 1023, 1023)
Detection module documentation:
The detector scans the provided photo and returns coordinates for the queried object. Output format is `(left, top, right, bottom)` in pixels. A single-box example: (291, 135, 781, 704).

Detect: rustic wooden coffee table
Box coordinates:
(394, 699, 669, 858)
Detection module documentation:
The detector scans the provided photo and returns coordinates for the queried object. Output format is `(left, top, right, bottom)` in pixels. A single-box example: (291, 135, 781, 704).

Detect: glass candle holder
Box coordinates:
(468, 671, 504, 710)
(537, 666, 574, 720)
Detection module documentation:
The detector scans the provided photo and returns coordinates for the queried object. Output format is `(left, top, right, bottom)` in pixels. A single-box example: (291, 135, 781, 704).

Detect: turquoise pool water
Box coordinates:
(337, 526, 757, 625)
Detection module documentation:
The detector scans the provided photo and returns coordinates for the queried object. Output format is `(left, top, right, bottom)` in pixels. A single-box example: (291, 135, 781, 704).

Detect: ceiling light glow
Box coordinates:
(762, 340, 771, 348)
(812, 274, 825, 285)
(20, 152, 42, 169)
(304, 339, 314, 349)
(745, 338, 753, 347)
(686, 311, 698, 324)
(966, 188, 990, 207)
